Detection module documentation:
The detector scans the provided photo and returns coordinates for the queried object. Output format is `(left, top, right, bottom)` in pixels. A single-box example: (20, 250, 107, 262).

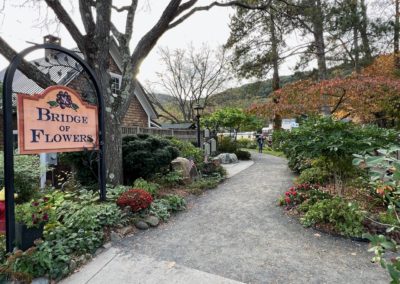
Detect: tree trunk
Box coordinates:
(104, 112, 124, 183)
(312, 0, 327, 81)
(359, 0, 372, 63)
(353, 25, 360, 73)
(351, 0, 361, 73)
(270, 9, 282, 130)
(395, 0, 400, 68)
(311, 0, 329, 115)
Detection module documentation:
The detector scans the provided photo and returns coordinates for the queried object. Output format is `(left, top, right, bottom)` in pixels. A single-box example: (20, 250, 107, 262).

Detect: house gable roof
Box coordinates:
(0, 40, 158, 120)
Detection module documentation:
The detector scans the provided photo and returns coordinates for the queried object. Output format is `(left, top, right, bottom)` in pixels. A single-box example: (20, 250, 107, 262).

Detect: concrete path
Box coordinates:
(222, 160, 254, 178)
(63, 154, 389, 284)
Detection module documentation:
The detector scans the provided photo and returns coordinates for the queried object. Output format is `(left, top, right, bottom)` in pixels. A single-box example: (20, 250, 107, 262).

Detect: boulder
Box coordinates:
(171, 157, 199, 183)
(217, 153, 239, 164)
(135, 221, 149, 230)
(144, 216, 160, 227)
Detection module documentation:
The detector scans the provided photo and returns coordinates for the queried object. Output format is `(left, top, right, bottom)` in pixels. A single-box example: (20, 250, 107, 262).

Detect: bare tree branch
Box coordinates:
(130, 0, 182, 75)
(0, 36, 55, 89)
(169, 0, 273, 29)
(79, 0, 96, 35)
(44, 0, 86, 52)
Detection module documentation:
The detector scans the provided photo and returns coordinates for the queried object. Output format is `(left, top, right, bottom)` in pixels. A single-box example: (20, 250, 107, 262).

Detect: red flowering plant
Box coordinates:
(15, 197, 54, 228)
(278, 183, 321, 207)
(116, 189, 153, 212)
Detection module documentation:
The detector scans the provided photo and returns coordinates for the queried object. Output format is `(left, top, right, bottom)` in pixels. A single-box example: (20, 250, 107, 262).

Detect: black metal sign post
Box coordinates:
(2, 43, 106, 252)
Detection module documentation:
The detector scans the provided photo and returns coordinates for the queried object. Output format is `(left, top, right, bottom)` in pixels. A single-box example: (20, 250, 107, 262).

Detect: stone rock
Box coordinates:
(144, 216, 160, 227)
(135, 220, 149, 230)
(189, 164, 200, 181)
(117, 225, 135, 236)
(217, 153, 239, 164)
(123, 206, 132, 215)
(110, 231, 122, 242)
(103, 242, 112, 249)
(171, 157, 198, 183)
(68, 259, 77, 272)
(212, 157, 221, 167)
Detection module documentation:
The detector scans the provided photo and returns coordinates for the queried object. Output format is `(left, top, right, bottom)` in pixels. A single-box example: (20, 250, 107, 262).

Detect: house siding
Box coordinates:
(122, 96, 149, 128)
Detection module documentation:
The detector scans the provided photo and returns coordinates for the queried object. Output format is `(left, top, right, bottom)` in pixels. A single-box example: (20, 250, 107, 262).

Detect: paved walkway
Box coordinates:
(63, 154, 389, 284)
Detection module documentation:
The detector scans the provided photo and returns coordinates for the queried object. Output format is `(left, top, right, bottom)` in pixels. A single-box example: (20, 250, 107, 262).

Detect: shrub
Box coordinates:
(217, 136, 237, 153)
(168, 138, 204, 166)
(278, 183, 325, 207)
(236, 138, 256, 149)
(133, 178, 159, 196)
(235, 149, 251, 160)
(122, 135, 179, 183)
(278, 117, 399, 193)
(301, 197, 365, 237)
(297, 166, 330, 185)
(0, 152, 44, 203)
(116, 189, 153, 212)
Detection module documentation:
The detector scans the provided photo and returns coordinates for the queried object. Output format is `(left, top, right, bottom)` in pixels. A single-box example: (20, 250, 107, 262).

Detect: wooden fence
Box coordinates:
(121, 126, 202, 142)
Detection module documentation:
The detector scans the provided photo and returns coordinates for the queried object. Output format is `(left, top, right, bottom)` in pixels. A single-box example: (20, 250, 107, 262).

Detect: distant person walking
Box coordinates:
(256, 133, 265, 153)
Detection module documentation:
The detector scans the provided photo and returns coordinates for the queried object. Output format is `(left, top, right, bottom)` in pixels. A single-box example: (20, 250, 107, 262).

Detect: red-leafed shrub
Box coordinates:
(116, 189, 153, 212)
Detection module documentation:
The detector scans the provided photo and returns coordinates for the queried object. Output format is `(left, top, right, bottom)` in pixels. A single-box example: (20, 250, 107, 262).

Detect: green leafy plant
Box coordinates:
(133, 178, 160, 196)
(156, 171, 184, 187)
(0, 152, 45, 203)
(278, 117, 398, 194)
(364, 234, 400, 284)
(15, 197, 54, 228)
(301, 197, 365, 237)
(188, 176, 222, 194)
(297, 166, 330, 185)
(106, 184, 129, 201)
(148, 199, 171, 221)
(162, 194, 186, 211)
(168, 137, 204, 167)
(217, 136, 237, 153)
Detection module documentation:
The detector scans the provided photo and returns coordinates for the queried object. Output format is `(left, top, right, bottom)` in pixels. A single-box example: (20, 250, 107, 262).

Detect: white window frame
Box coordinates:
(110, 72, 122, 95)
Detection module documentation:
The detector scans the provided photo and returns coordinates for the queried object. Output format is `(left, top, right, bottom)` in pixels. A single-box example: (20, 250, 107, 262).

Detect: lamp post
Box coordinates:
(193, 103, 204, 148)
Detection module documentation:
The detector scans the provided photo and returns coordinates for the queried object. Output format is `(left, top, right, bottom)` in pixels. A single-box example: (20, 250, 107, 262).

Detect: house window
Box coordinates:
(110, 73, 122, 95)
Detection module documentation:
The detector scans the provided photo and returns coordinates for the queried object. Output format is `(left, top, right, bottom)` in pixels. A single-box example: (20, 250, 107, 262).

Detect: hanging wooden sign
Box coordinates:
(17, 85, 99, 154)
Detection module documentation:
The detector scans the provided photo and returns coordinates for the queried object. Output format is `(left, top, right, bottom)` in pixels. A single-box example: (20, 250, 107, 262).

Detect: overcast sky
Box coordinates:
(0, 1, 299, 88)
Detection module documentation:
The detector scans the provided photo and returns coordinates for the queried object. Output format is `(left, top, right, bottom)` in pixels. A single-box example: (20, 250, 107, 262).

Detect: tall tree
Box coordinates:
(149, 45, 229, 123)
(226, 0, 293, 128)
(0, 0, 276, 184)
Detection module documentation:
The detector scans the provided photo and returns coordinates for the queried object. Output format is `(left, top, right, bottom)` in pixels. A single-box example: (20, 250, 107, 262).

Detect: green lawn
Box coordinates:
(243, 148, 286, 158)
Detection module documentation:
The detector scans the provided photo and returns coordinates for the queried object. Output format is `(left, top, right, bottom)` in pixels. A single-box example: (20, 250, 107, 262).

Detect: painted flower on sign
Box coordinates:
(47, 91, 79, 111)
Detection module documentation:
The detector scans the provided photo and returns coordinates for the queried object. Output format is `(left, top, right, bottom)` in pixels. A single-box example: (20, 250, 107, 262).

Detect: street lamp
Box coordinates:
(193, 103, 204, 148)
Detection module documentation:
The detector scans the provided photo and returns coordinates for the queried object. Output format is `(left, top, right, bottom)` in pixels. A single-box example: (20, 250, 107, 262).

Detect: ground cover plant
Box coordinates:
(276, 116, 400, 282)
(0, 140, 227, 282)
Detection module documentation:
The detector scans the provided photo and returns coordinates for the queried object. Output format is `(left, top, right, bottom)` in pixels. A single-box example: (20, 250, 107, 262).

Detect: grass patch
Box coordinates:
(243, 148, 285, 158)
